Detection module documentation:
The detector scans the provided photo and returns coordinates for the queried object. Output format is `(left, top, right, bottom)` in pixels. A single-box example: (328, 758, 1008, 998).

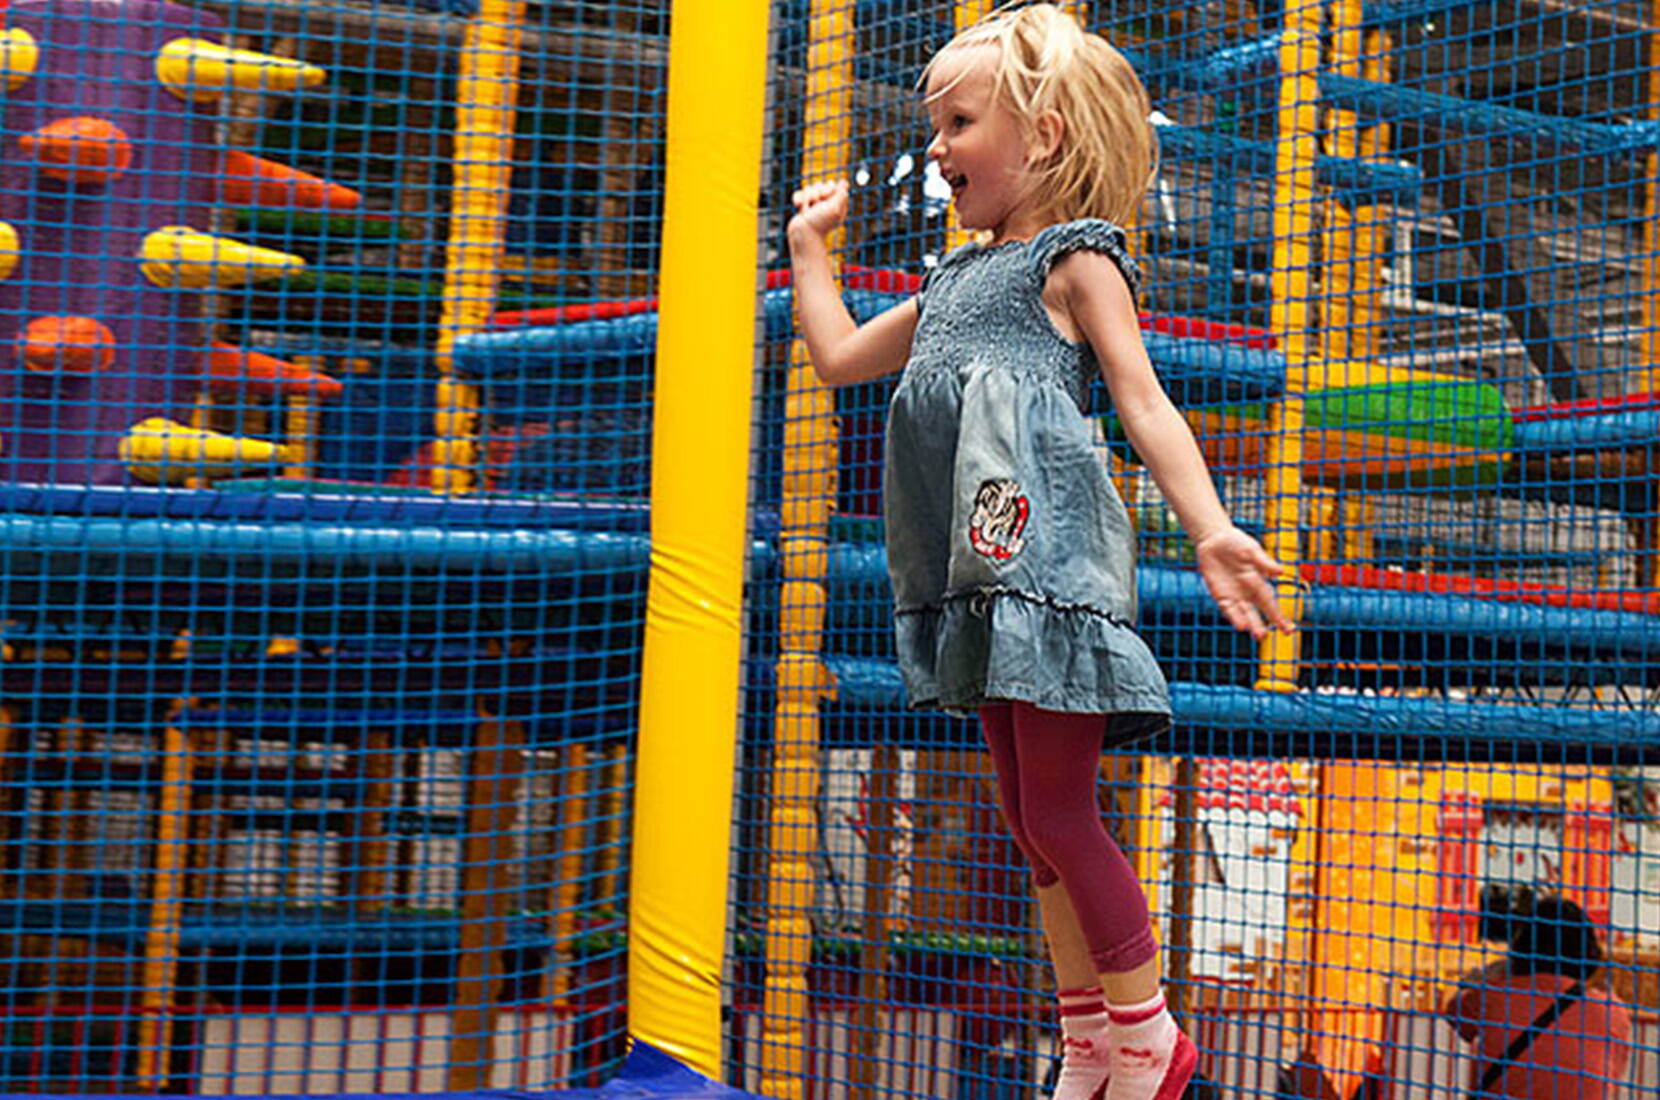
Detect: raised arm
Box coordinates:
(787, 179, 918, 387)
(1051, 249, 1292, 638)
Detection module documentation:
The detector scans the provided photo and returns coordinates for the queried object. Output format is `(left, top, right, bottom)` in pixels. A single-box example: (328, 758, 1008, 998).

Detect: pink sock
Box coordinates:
(1054, 987, 1112, 1100)
(1103, 993, 1197, 1100)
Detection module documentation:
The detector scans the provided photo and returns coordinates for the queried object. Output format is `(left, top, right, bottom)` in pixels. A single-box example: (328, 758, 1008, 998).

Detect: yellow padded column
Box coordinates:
(432, 0, 526, 494)
(629, 0, 771, 1076)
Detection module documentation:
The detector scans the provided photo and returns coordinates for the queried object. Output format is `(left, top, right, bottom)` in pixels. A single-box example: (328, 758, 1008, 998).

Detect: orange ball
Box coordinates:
(21, 116, 133, 186)
(18, 314, 116, 374)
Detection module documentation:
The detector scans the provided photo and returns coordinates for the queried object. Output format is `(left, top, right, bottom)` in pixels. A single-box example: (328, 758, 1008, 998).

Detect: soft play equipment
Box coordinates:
(0, 0, 355, 486)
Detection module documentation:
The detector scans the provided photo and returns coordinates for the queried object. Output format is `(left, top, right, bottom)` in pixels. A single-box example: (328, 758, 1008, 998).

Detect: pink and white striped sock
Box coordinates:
(1103, 993, 1197, 1100)
(1053, 987, 1112, 1100)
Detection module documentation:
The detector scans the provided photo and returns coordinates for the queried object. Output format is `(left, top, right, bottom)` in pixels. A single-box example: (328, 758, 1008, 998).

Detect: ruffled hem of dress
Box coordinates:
(893, 588, 1171, 724)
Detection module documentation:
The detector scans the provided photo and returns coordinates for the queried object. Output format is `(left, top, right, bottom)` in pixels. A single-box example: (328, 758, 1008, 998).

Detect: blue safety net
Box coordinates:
(0, 0, 659, 1092)
(734, 1, 1659, 1099)
(2, 0, 1658, 1097)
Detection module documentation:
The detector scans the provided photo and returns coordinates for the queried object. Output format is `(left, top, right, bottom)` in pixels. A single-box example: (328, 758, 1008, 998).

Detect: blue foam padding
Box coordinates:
(1511, 409, 1660, 454)
(0, 1044, 767, 1100)
(0, 513, 654, 574)
(7, 507, 1652, 661)
(1139, 330, 1286, 399)
(1310, 584, 1660, 656)
(822, 657, 1660, 754)
(0, 900, 554, 951)
(822, 547, 1660, 659)
(176, 706, 481, 730)
(456, 290, 1288, 401)
(0, 482, 650, 531)
(544, 1040, 777, 1100)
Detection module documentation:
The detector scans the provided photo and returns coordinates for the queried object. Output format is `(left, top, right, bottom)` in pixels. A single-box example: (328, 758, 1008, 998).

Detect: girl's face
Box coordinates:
(925, 48, 1044, 243)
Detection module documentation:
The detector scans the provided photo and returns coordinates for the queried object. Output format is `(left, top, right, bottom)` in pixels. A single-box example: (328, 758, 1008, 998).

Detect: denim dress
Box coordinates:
(884, 219, 1172, 742)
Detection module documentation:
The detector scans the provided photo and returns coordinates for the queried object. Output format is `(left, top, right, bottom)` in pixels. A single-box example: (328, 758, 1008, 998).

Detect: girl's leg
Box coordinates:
(1004, 701, 1196, 1100)
(1038, 883, 1114, 1100)
(1002, 702, 1157, 972)
(980, 704, 1111, 1100)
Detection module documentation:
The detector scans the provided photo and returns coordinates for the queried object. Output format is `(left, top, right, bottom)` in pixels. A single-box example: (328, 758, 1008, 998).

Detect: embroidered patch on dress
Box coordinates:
(968, 477, 1029, 562)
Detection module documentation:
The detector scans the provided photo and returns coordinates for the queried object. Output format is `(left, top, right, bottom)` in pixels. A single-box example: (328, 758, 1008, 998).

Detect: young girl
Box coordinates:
(788, 5, 1291, 1100)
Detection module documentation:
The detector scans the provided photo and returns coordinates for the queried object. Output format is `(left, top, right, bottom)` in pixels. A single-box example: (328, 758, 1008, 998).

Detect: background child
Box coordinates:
(787, 5, 1291, 1100)
(1446, 896, 1632, 1100)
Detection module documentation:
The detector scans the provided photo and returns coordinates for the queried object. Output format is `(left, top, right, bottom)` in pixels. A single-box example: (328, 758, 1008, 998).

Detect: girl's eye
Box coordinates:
(952, 115, 970, 129)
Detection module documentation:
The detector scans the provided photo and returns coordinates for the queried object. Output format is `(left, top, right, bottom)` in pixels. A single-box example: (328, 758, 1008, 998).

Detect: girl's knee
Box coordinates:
(1021, 813, 1082, 868)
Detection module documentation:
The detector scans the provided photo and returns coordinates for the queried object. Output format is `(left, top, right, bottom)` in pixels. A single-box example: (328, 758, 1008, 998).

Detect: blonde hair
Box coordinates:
(922, 3, 1158, 226)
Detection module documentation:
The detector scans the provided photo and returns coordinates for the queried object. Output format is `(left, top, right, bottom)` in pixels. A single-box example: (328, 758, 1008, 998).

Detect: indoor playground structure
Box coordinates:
(0, 0, 1657, 1097)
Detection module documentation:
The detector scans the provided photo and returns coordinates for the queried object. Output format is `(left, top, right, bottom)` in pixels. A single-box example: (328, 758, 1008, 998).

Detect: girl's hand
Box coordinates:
(1193, 526, 1294, 639)
(789, 178, 849, 241)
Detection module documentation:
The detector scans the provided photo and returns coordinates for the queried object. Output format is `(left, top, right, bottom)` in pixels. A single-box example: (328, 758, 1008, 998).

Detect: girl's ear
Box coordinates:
(1028, 109, 1065, 163)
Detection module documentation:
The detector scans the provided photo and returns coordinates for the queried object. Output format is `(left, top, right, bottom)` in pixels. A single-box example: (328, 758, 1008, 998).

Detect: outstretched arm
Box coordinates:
(1052, 250, 1292, 639)
(788, 179, 917, 387)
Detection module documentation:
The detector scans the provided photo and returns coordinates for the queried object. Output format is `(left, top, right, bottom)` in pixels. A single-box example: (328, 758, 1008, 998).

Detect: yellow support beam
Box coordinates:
(1321, 0, 1392, 379)
(1256, 16, 1322, 692)
(1642, 0, 1660, 400)
(759, 0, 850, 1092)
(432, 0, 527, 494)
(135, 716, 191, 1092)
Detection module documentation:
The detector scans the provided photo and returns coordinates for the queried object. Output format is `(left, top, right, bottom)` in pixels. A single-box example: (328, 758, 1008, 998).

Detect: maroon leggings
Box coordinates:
(979, 700, 1158, 974)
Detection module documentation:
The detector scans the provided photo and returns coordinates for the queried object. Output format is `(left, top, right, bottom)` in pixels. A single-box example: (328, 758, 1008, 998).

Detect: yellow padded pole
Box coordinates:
(432, 0, 526, 494)
(629, 0, 770, 1076)
(135, 717, 191, 1091)
(758, 0, 849, 1092)
(1641, 0, 1660, 590)
(1321, 0, 1391, 378)
(1255, 18, 1321, 692)
(1643, 0, 1660, 401)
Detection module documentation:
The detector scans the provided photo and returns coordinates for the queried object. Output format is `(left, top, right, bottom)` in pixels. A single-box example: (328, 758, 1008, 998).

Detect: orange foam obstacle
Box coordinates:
(17, 314, 117, 374)
(203, 343, 343, 399)
(19, 115, 134, 185)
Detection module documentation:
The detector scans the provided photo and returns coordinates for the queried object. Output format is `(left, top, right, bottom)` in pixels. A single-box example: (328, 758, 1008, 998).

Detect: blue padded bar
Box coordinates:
(1140, 330, 1287, 398)
(1319, 73, 1659, 157)
(0, 482, 650, 531)
(822, 656, 1660, 756)
(176, 706, 481, 730)
(0, 900, 554, 951)
(824, 545, 1660, 659)
(458, 289, 1288, 401)
(0, 514, 653, 574)
(1311, 585, 1660, 657)
(1511, 409, 1660, 453)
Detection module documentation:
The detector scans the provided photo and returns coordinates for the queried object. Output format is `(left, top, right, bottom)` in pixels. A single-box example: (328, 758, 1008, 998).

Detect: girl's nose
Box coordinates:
(926, 132, 944, 159)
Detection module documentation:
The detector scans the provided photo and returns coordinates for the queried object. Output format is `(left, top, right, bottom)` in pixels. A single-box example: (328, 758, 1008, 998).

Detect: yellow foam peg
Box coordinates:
(119, 416, 294, 485)
(0, 27, 39, 90)
(156, 37, 324, 102)
(0, 222, 18, 281)
(139, 225, 303, 289)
